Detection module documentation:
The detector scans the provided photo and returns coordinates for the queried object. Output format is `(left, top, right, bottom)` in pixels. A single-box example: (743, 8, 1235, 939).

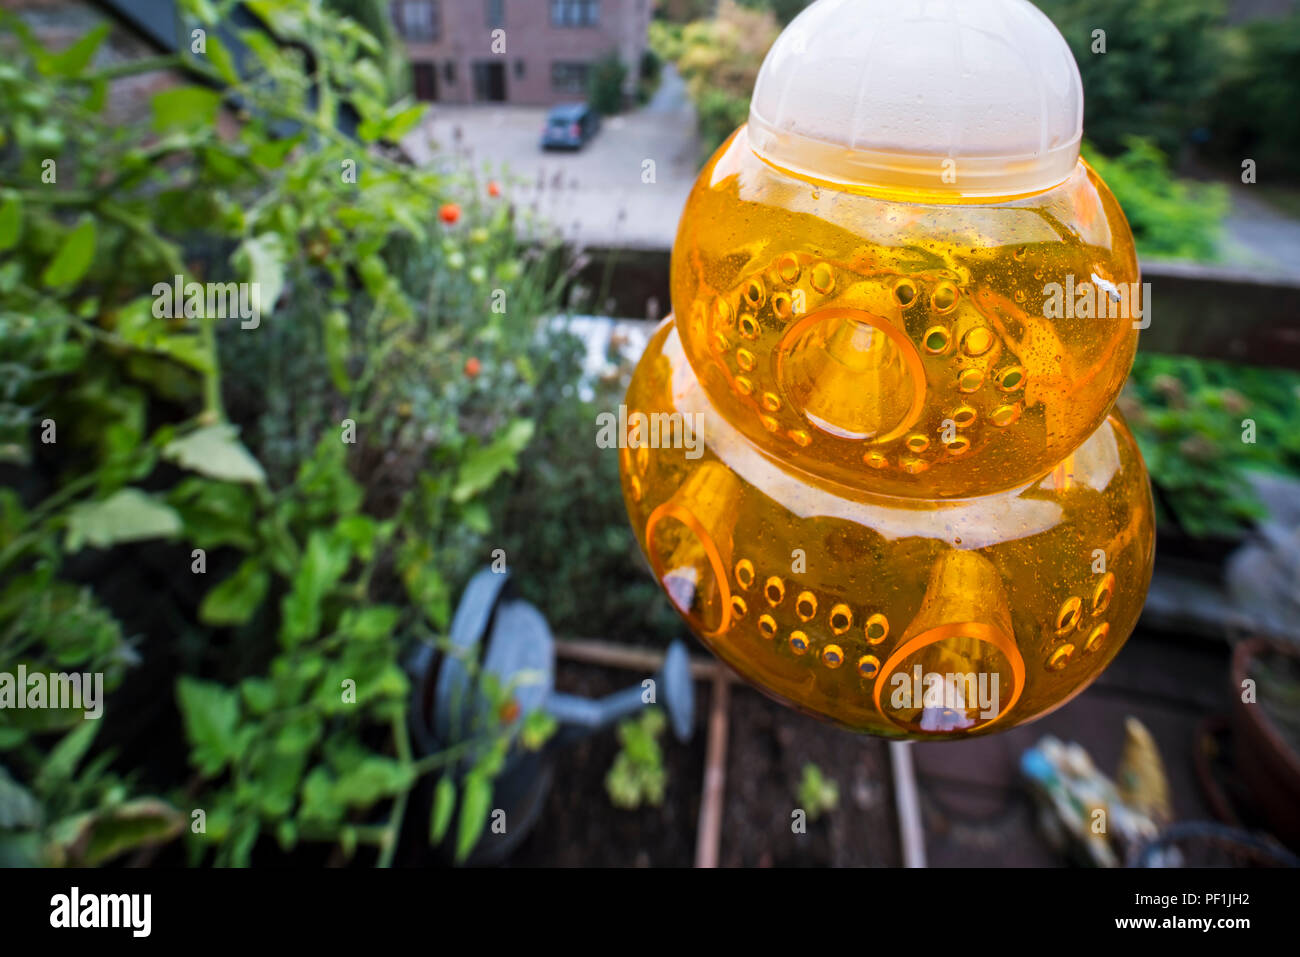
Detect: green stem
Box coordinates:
(377, 714, 415, 868)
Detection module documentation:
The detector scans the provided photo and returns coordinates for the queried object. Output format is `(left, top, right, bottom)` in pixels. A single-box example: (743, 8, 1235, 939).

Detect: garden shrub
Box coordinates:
(1123, 356, 1300, 539)
(1036, 0, 1227, 161)
(587, 53, 628, 116)
(1083, 139, 1227, 262)
(0, 0, 568, 866)
(1209, 10, 1300, 179)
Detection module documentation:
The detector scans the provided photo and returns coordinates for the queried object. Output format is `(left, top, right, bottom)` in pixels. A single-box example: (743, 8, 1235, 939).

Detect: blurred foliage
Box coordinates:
(0, 0, 571, 866)
(655, 0, 716, 23)
(1123, 356, 1300, 539)
(497, 334, 681, 645)
(323, 0, 407, 100)
(587, 52, 628, 116)
(797, 762, 838, 821)
(605, 707, 667, 809)
(636, 47, 663, 106)
(674, 0, 780, 159)
(1083, 139, 1227, 261)
(1036, 0, 1226, 161)
(666, 0, 1300, 195)
(1209, 10, 1300, 177)
(735, 0, 813, 25)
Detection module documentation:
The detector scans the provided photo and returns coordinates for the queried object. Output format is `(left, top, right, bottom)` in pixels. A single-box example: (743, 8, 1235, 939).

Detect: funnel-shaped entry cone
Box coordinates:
(874, 550, 1025, 734)
(778, 309, 925, 442)
(645, 462, 743, 637)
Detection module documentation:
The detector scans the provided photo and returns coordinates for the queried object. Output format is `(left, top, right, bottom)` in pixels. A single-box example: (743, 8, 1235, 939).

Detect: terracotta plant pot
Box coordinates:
(1230, 637, 1300, 850)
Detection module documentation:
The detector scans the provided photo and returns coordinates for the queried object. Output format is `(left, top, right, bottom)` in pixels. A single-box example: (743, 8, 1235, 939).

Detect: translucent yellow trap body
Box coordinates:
(621, 0, 1156, 737)
(619, 128, 1155, 738)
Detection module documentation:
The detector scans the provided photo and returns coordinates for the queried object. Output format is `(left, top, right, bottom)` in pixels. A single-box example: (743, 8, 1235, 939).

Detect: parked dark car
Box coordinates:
(540, 102, 601, 150)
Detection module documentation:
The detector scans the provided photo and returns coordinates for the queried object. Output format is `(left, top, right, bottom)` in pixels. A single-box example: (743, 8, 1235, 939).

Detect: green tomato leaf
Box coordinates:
(452, 419, 535, 504)
(455, 771, 492, 863)
(38, 24, 109, 77)
(338, 605, 401, 641)
(176, 677, 243, 776)
(430, 775, 455, 845)
(0, 766, 40, 829)
(163, 424, 266, 485)
(330, 757, 413, 808)
(0, 193, 22, 252)
(205, 33, 239, 84)
(34, 721, 99, 793)
(41, 216, 96, 288)
(279, 530, 353, 645)
(151, 85, 222, 132)
(198, 557, 269, 627)
(64, 488, 182, 552)
(324, 308, 351, 393)
(51, 798, 184, 867)
(234, 233, 285, 317)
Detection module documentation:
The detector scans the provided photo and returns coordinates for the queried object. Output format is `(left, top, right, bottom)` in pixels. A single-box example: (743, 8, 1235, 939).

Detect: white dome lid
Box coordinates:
(748, 0, 1084, 196)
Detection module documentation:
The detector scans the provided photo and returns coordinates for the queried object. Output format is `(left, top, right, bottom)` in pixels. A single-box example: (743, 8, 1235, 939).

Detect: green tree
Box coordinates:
(1036, 0, 1227, 160)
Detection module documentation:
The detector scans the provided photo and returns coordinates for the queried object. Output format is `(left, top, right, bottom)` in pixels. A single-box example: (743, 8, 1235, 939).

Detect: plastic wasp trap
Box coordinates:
(620, 0, 1155, 739)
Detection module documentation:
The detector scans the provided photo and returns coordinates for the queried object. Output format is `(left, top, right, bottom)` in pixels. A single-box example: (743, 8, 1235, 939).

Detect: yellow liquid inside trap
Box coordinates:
(621, 127, 1155, 738)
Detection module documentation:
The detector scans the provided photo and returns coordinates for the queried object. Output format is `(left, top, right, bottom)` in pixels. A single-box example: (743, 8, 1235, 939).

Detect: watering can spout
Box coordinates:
(547, 640, 695, 744)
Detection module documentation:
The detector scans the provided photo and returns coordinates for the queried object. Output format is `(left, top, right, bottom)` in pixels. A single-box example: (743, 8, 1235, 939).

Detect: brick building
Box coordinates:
(390, 0, 654, 105)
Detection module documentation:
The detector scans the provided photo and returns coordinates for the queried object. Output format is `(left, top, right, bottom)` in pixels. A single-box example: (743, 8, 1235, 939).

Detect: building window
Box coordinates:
(551, 61, 590, 93)
(486, 0, 505, 29)
(514, 59, 526, 79)
(550, 0, 599, 28)
(444, 61, 456, 84)
(392, 1, 439, 42)
(413, 62, 438, 101)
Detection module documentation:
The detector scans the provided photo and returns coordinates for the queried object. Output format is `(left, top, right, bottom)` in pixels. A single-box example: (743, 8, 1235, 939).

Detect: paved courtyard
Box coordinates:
(404, 66, 701, 249)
